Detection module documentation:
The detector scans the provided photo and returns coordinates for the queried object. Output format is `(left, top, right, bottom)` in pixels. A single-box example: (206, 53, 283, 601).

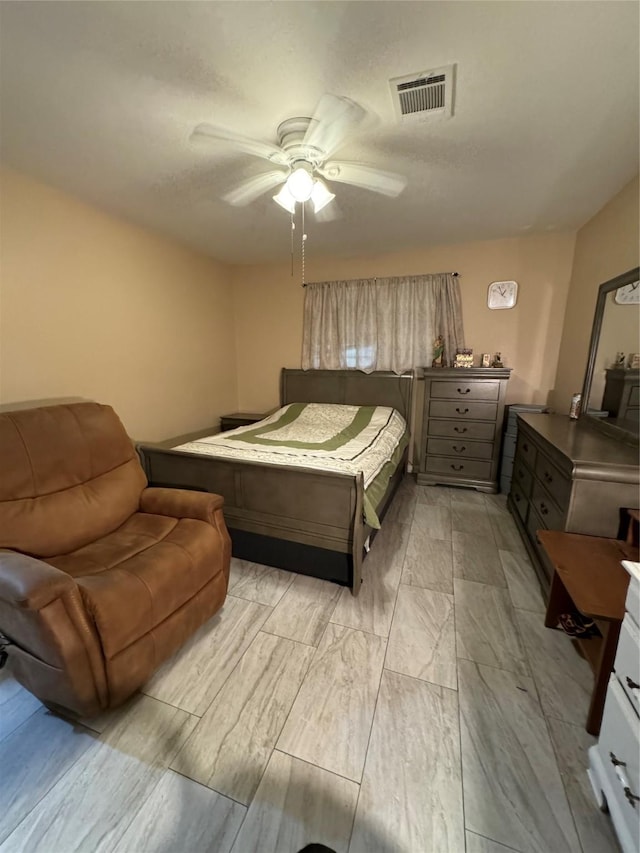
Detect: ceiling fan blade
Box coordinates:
(222, 170, 287, 206)
(319, 161, 407, 197)
(303, 94, 366, 158)
(191, 123, 290, 166)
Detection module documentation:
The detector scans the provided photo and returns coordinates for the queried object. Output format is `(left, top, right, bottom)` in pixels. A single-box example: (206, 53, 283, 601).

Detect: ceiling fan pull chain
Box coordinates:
(301, 203, 307, 287)
(290, 209, 295, 277)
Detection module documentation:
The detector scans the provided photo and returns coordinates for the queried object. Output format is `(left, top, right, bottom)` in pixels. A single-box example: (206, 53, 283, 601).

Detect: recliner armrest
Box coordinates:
(139, 487, 225, 524)
(0, 550, 78, 610)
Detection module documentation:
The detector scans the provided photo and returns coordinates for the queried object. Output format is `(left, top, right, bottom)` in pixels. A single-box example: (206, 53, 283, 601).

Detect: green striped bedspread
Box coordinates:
(174, 402, 409, 528)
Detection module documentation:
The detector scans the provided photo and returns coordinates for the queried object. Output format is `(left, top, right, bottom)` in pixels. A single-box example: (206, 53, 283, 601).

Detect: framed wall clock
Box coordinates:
(488, 280, 518, 310)
(614, 280, 640, 304)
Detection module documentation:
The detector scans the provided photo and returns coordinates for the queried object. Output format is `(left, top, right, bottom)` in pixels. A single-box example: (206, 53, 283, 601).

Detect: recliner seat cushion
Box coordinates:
(46, 512, 224, 659)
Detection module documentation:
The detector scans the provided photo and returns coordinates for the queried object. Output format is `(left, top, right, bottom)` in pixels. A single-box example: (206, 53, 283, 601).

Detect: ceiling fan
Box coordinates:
(190, 94, 407, 214)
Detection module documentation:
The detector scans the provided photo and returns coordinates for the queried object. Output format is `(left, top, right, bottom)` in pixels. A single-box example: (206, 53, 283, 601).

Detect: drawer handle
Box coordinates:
(626, 676, 640, 691)
(451, 464, 464, 471)
(453, 426, 467, 433)
(457, 388, 471, 394)
(456, 407, 469, 415)
(452, 445, 466, 453)
(523, 443, 529, 452)
(610, 753, 640, 808)
(540, 502, 549, 516)
(543, 471, 553, 484)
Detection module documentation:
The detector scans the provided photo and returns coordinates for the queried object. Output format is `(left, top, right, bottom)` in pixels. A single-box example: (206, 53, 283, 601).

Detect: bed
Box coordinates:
(137, 369, 414, 595)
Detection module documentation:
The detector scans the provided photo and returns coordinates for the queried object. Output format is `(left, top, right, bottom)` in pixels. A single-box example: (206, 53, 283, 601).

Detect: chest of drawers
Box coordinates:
(417, 368, 511, 493)
(508, 413, 639, 593)
(602, 368, 640, 423)
(588, 562, 640, 853)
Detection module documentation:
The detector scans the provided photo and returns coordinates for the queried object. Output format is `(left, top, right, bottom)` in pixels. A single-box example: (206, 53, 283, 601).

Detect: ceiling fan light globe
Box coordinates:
(311, 180, 335, 213)
(286, 166, 314, 202)
(272, 185, 296, 213)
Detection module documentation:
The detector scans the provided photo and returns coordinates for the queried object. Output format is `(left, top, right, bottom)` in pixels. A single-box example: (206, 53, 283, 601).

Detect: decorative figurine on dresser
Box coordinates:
(418, 367, 511, 493)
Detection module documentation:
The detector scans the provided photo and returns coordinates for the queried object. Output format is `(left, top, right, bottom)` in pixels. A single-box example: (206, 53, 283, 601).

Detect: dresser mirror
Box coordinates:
(581, 266, 640, 440)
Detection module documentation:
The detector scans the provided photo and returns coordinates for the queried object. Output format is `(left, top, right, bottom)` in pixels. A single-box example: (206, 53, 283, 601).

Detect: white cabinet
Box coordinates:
(588, 562, 640, 853)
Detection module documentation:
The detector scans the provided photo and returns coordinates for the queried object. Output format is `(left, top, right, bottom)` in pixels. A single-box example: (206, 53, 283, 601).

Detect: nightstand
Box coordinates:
(219, 411, 267, 431)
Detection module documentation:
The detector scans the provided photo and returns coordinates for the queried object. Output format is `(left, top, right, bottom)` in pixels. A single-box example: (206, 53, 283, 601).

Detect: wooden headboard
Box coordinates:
(280, 369, 414, 423)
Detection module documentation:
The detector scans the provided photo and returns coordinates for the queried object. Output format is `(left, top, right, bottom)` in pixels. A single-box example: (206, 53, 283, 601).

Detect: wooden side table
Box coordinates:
(538, 529, 639, 734)
(219, 412, 267, 432)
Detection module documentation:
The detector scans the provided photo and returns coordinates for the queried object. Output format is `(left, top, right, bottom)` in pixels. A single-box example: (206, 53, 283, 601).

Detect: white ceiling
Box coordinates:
(1, 1, 638, 265)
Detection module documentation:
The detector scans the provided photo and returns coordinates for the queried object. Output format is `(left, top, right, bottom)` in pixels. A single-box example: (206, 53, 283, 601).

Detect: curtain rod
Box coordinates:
(302, 272, 460, 288)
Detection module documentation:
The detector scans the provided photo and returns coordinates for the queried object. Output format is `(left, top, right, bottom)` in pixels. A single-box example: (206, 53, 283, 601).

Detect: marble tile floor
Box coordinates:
(0, 479, 621, 853)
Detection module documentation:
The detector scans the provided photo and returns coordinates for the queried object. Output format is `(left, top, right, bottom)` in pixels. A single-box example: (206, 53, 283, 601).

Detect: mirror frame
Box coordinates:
(580, 265, 640, 438)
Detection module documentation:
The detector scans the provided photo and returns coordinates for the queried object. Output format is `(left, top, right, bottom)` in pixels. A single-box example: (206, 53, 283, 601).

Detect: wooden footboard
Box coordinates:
(137, 443, 408, 596)
(138, 444, 366, 593)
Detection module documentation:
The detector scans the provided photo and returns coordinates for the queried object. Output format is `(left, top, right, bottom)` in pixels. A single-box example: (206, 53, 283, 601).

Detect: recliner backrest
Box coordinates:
(0, 402, 146, 557)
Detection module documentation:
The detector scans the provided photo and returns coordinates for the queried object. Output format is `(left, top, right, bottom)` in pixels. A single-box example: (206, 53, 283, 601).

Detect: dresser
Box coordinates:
(499, 403, 548, 495)
(418, 368, 511, 493)
(588, 560, 640, 853)
(508, 413, 639, 593)
(602, 368, 640, 423)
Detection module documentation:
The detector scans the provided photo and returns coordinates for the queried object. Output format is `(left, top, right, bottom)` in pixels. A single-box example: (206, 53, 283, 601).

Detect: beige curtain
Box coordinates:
(301, 273, 464, 373)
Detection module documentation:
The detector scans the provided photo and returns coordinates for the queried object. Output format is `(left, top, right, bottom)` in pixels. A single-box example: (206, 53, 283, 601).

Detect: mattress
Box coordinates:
(174, 402, 409, 528)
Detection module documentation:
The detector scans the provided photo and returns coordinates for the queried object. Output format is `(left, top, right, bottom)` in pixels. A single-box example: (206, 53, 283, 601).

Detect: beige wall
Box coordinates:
(553, 175, 640, 413)
(0, 168, 237, 441)
(232, 232, 576, 412)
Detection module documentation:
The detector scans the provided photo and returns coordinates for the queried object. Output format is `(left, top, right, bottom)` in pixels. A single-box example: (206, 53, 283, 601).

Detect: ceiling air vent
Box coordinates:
(389, 65, 455, 122)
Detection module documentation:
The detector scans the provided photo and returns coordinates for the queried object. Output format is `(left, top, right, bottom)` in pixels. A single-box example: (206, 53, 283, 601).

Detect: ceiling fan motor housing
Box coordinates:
(276, 117, 323, 167)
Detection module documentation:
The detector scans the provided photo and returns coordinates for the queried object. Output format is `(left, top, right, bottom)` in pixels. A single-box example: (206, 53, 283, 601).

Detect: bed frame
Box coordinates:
(137, 369, 414, 595)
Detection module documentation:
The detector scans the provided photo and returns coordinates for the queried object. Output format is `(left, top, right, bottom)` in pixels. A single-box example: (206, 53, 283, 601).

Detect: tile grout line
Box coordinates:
(346, 483, 415, 849)
(272, 746, 364, 788)
(0, 708, 99, 847)
(169, 764, 249, 809)
(468, 829, 522, 852)
(497, 511, 590, 853)
(177, 625, 325, 841)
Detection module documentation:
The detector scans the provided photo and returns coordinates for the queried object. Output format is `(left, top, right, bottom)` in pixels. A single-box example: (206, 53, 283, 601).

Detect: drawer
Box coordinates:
(501, 456, 514, 480)
(427, 419, 496, 441)
(629, 385, 640, 407)
(626, 574, 640, 626)
(429, 400, 498, 421)
(510, 480, 528, 524)
(424, 455, 493, 481)
(615, 614, 640, 713)
(512, 456, 533, 498)
(426, 438, 493, 460)
(530, 480, 566, 531)
(526, 504, 552, 581)
(502, 434, 517, 458)
(534, 453, 571, 510)
(430, 380, 500, 402)
(596, 677, 640, 851)
(516, 433, 537, 470)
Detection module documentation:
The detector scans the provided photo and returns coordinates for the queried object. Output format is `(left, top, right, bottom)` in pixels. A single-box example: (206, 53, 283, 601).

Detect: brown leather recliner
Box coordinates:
(0, 402, 230, 717)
